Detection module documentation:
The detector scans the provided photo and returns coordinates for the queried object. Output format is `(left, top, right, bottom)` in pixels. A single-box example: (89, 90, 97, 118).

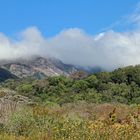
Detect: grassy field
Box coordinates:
(0, 103, 140, 140)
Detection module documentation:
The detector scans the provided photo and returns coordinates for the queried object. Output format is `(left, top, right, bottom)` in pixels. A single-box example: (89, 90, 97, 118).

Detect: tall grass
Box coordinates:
(0, 103, 140, 140)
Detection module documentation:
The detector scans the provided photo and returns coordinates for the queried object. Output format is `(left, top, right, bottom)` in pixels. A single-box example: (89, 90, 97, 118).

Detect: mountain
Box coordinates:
(0, 68, 17, 82)
(0, 57, 78, 78)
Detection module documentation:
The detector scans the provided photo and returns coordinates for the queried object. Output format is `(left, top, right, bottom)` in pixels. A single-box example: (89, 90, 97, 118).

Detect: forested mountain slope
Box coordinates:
(2, 64, 140, 104)
(0, 68, 17, 82)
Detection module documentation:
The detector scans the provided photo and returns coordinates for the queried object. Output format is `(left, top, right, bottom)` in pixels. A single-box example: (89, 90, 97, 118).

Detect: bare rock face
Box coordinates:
(1, 57, 77, 78)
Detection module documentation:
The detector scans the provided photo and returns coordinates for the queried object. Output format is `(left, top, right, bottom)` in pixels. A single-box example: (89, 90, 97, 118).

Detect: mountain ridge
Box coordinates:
(0, 56, 78, 78)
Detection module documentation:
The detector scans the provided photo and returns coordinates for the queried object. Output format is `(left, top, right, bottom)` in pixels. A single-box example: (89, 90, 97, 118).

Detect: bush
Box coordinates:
(6, 108, 36, 136)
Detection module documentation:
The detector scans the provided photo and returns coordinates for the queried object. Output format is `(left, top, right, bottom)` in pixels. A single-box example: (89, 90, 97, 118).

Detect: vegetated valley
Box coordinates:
(1, 59, 140, 139)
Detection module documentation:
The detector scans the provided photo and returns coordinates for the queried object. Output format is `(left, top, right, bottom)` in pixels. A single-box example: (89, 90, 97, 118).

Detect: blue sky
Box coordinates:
(0, 0, 139, 37)
(1, 0, 140, 70)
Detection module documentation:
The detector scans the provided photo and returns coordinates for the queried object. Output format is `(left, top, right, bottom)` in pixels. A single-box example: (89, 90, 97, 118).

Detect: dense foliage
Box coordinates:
(1, 103, 140, 140)
(1, 65, 140, 139)
(2, 65, 140, 105)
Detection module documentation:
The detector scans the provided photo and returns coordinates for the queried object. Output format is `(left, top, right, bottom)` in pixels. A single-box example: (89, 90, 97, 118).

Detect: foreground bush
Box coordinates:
(0, 103, 140, 140)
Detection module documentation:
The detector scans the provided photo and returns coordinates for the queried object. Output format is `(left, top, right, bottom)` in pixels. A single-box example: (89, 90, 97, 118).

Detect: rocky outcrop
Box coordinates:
(1, 57, 77, 78)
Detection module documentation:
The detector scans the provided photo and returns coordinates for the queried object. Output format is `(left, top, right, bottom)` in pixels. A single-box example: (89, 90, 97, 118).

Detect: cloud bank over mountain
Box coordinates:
(1, 3, 140, 70)
(0, 26, 140, 70)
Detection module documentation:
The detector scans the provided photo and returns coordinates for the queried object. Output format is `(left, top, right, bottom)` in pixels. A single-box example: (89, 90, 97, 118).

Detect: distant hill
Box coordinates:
(0, 56, 104, 80)
(1, 57, 78, 78)
(0, 68, 17, 82)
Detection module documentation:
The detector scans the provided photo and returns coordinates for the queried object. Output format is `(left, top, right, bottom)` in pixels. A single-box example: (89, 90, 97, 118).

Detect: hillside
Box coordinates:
(1, 64, 140, 105)
(1, 57, 78, 78)
(0, 68, 17, 82)
(1, 65, 140, 139)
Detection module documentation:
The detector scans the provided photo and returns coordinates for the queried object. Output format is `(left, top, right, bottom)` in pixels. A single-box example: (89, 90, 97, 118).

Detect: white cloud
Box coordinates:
(1, 3, 140, 70)
(1, 27, 140, 70)
(47, 29, 140, 70)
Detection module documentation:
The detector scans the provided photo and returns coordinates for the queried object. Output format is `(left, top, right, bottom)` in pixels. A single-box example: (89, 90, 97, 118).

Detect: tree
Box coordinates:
(111, 69, 127, 84)
(86, 75, 98, 88)
(96, 72, 111, 83)
(72, 80, 89, 93)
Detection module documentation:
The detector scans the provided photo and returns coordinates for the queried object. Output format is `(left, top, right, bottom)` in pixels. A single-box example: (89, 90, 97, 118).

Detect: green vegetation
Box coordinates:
(2, 65, 140, 105)
(1, 103, 140, 140)
(1, 65, 140, 139)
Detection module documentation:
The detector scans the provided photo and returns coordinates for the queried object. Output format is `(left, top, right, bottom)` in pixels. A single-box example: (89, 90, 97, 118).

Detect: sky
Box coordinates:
(1, 0, 140, 70)
(0, 0, 139, 37)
